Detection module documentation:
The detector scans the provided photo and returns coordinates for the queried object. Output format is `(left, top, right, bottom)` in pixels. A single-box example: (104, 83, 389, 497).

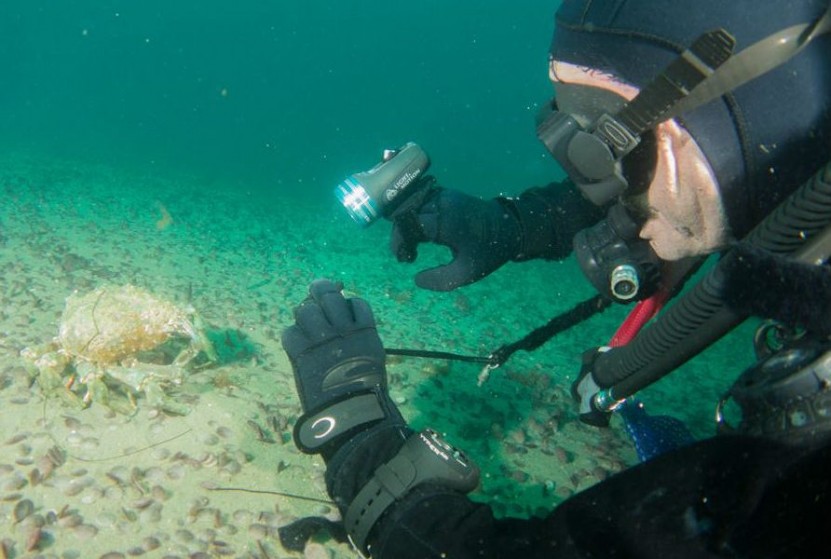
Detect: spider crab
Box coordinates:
(22, 284, 217, 415)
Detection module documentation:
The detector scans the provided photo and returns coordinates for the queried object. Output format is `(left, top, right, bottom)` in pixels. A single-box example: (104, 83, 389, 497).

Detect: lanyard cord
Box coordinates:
(384, 294, 612, 383)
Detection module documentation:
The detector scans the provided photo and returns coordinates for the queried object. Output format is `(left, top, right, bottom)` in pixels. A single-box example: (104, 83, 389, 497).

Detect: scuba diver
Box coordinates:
(281, 0, 831, 557)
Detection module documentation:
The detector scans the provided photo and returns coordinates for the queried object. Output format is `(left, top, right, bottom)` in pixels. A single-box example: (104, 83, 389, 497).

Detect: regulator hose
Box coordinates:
(593, 161, 831, 399)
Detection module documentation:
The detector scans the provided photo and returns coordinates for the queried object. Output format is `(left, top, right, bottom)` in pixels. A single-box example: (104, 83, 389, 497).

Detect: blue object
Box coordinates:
(619, 399, 696, 462)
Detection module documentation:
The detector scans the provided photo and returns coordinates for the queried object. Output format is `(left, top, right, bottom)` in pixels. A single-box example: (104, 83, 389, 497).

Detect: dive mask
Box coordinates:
(538, 4, 831, 206)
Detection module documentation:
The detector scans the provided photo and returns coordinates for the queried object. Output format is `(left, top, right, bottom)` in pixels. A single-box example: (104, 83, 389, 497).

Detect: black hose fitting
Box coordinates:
(593, 161, 831, 399)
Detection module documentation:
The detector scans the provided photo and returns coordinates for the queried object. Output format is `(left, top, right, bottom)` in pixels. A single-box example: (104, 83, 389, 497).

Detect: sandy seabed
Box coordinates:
(0, 153, 744, 558)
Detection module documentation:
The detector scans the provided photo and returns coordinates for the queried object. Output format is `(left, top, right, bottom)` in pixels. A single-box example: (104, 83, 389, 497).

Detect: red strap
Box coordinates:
(609, 288, 671, 347)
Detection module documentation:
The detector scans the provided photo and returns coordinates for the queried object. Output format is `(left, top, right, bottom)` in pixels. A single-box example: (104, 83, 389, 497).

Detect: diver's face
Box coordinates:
(549, 60, 730, 261)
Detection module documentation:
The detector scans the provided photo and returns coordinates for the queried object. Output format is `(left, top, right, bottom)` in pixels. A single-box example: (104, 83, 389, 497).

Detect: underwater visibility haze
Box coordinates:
(0, 1, 754, 557)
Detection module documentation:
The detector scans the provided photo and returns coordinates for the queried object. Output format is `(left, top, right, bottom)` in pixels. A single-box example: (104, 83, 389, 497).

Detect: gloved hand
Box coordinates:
(390, 188, 523, 291)
(281, 280, 411, 515)
(390, 182, 601, 291)
(282, 279, 385, 412)
(571, 347, 614, 427)
(282, 279, 403, 457)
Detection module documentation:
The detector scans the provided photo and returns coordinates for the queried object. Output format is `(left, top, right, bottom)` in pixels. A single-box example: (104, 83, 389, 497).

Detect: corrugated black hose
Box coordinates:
(593, 160, 831, 399)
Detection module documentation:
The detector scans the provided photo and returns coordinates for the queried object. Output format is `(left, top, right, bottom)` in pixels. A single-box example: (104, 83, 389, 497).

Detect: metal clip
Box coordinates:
(477, 359, 499, 387)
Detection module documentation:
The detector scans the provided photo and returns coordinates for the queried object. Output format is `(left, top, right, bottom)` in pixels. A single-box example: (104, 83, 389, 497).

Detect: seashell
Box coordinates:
(99, 553, 126, 559)
(166, 464, 185, 480)
(143, 467, 166, 483)
(94, 512, 118, 528)
(131, 497, 155, 510)
(303, 542, 332, 559)
(215, 426, 233, 439)
(248, 523, 268, 539)
(142, 536, 161, 550)
(191, 506, 217, 524)
(218, 523, 238, 536)
(80, 437, 100, 450)
(28, 468, 44, 486)
(139, 502, 163, 523)
(72, 523, 99, 540)
(174, 528, 194, 543)
(554, 446, 571, 464)
(211, 540, 234, 556)
(16, 444, 33, 457)
(57, 512, 84, 528)
(592, 466, 610, 481)
(2, 473, 27, 491)
(80, 487, 103, 504)
(256, 511, 279, 526)
(221, 459, 241, 475)
(4, 432, 30, 445)
(63, 415, 82, 430)
(18, 512, 45, 529)
(14, 457, 34, 466)
(42, 445, 65, 472)
(312, 504, 331, 516)
(150, 485, 169, 501)
(151, 447, 171, 461)
(197, 452, 217, 468)
(106, 466, 130, 486)
(232, 509, 252, 524)
(24, 527, 43, 552)
(193, 496, 210, 508)
(121, 507, 138, 523)
(130, 467, 146, 489)
(62, 475, 94, 496)
(13, 498, 35, 523)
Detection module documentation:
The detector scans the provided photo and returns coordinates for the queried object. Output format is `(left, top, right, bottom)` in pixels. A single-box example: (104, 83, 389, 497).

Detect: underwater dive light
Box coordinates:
(334, 142, 430, 226)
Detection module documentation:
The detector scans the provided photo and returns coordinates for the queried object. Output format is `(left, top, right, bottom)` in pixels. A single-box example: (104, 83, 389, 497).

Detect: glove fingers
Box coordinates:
(317, 290, 357, 331)
(293, 301, 335, 340)
(349, 297, 376, 329)
(415, 256, 478, 291)
(306, 279, 376, 332)
(390, 222, 418, 263)
(305, 279, 355, 331)
(390, 195, 439, 263)
(280, 324, 312, 361)
(308, 279, 344, 300)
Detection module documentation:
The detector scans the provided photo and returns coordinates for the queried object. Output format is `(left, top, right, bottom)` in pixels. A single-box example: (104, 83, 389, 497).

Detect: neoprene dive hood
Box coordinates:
(551, 0, 831, 238)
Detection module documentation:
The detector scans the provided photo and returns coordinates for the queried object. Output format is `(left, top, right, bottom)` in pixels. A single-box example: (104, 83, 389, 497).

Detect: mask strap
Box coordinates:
(667, 5, 831, 119)
(612, 29, 735, 140)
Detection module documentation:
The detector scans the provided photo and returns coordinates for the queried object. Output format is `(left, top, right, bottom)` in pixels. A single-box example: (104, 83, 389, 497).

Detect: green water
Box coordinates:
(0, 1, 764, 555)
(1, 0, 559, 197)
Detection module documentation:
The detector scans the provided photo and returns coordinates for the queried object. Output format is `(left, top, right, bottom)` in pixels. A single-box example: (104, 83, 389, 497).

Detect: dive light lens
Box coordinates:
(334, 176, 379, 226)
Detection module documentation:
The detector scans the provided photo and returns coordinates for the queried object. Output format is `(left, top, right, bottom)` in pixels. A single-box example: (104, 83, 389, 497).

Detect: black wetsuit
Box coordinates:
(284, 0, 831, 554)
(330, 432, 831, 558)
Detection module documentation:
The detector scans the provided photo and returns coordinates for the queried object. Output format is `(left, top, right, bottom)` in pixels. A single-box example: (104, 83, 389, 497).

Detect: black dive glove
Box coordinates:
(281, 279, 406, 459)
(390, 182, 596, 291)
(281, 281, 480, 556)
